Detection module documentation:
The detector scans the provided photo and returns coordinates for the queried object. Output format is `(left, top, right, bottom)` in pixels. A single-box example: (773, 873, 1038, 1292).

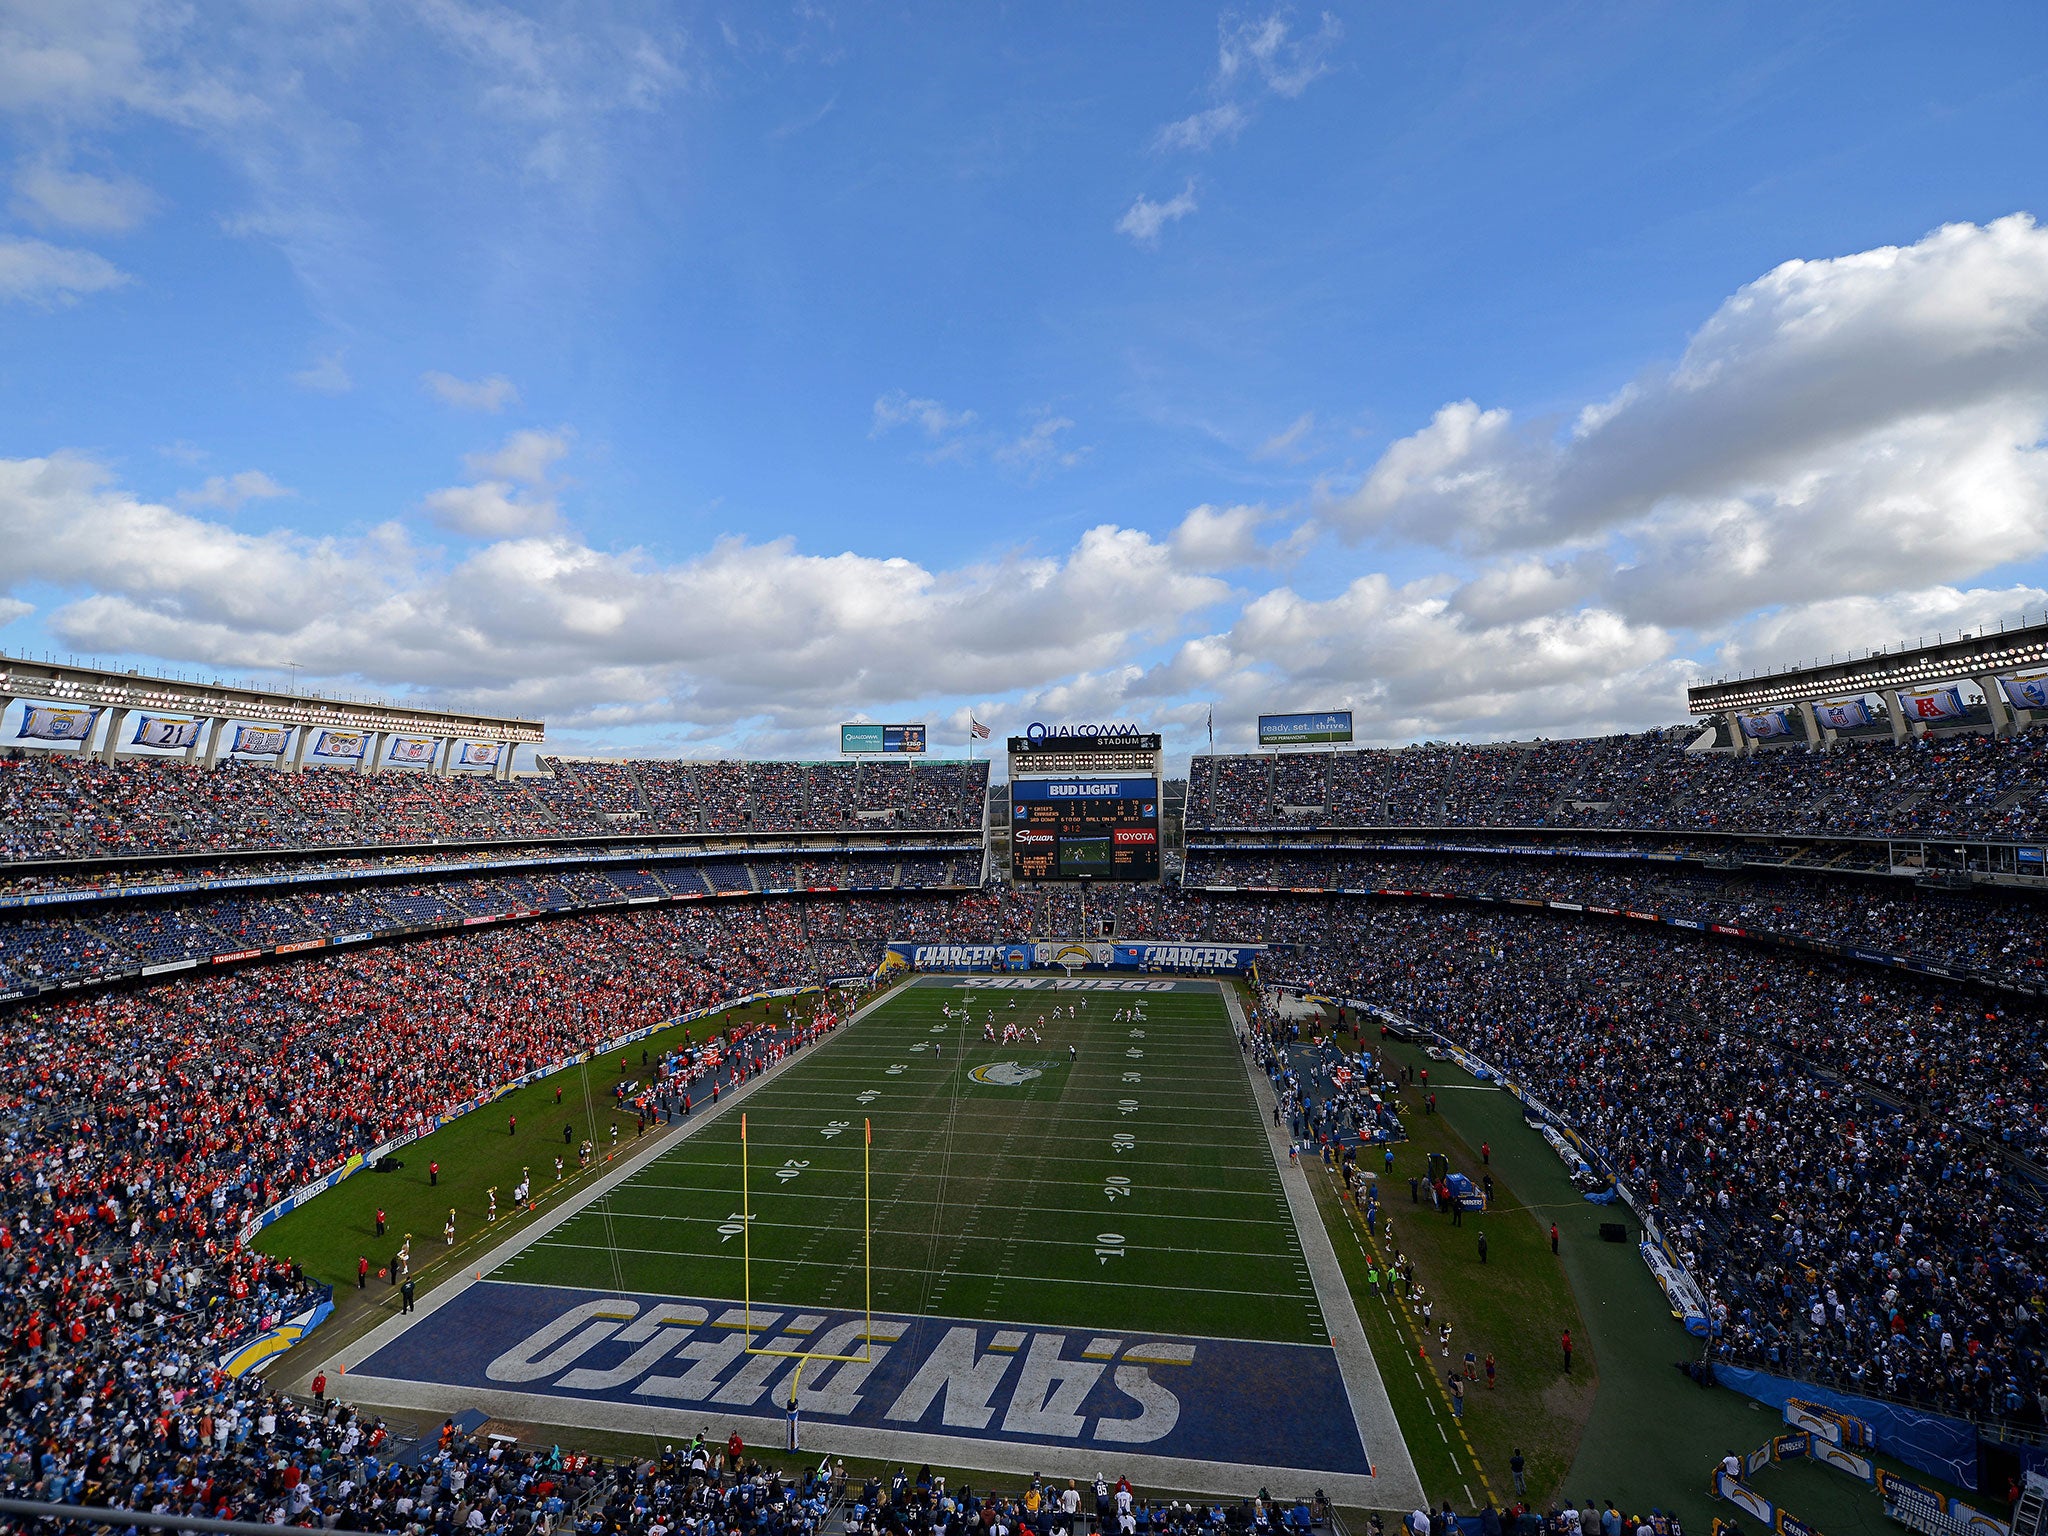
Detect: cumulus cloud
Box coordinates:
(0, 453, 1235, 736)
(0, 236, 128, 304)
(177, 469, 293, 512)
(1332, 215, 2048, 630)
(422, 370, 520, 411)
(12, 161, 157, 232)
(422, 428, 570, 537)
(1116, 181, 1198, 246)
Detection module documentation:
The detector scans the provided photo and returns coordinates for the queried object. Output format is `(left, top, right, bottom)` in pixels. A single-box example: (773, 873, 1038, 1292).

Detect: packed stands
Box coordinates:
(0, 752, 991, 859)
(1188, 728, 2048, 842)
(1183, 849, 2048, 990)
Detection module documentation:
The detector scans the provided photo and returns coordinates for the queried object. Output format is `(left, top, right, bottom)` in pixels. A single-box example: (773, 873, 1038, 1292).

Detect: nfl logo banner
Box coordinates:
(312, 729, 368, 760)
(457, 741, 502, 767)
(1737, 709, 1792, 739)
(2001, 673, 2048, 712)
(1811, 699, 1871, 731)
(1896, 686, 1966, 723)
(231, 724, 292, 756)
(17, 705, 100, 742)
(132, 715, 203, 749)
(387, 736, 437, 764)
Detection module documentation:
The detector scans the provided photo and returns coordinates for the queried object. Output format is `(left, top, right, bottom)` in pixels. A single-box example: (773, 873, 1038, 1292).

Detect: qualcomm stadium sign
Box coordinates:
(1024, 722, 1146, 741)
(886, 940, 1264, 975)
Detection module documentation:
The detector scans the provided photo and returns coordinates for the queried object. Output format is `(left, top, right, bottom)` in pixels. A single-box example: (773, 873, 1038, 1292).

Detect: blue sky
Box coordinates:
(4, 0, 2048, 767)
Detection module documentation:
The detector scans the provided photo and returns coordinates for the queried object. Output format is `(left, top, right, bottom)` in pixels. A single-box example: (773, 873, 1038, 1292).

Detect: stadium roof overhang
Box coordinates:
(0, 652, 546, 741)
(1685, 618, 2048, 715)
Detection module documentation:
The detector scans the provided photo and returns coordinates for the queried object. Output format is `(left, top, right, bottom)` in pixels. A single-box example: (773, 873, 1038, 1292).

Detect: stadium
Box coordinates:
(4, 625, 2048, 1536)
(12, 10, 2048, 1536)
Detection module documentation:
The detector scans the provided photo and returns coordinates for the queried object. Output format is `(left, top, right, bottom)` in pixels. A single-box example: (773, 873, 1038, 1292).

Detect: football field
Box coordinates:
(338, 976, 1418, 1503)
(506, 975, 1324, 1342)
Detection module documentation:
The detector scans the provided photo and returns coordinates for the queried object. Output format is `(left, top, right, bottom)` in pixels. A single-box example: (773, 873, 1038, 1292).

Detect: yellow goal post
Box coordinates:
(739, 1114, 875, 1383)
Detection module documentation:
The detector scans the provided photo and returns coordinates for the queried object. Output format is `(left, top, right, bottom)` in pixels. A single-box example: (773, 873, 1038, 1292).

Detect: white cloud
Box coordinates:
(291, 352, 353, 394)
(873, 396, 1088, 479)
(0, 452, 1232, 733)
(1153, 102, 1248, 153)
(1332, 215, 2048, 629)
(0, 236, 128, 304)
(423, 428, 571, 538)
(0, 597, 31, 629)
(992, 416, 1087, 478)
(1218, 9, 1343, 98)
(1117, 181, 1198, 246)
(871, 391, 978, 441)
(1167, 503, 1299, 571)
(12, 160, 156, 232)
(177, 469, 293, 512)
(1252, 411, 1315, 461)
(422, 371, 520, 412)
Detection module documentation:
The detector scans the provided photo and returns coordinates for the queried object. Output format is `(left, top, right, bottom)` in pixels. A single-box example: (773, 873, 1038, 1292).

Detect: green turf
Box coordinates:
(500, 978, 1330, 1345)
(256, 994, 821, 1291)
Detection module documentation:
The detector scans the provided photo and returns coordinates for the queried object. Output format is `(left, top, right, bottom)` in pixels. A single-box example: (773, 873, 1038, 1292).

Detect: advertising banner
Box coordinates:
(312, 729, 368, 760)
(1896, 686, 1967, 723)
(387, 736, 438, 764)
(840, 723, 927, 754)
(458, 741, 502, 767)
(17, 705, 99, 742)
(1010, 776, 1158, 801)
(1257, 710, 1354, 746)
(132, 714, 202, 749)
(231, 724, 291, 756)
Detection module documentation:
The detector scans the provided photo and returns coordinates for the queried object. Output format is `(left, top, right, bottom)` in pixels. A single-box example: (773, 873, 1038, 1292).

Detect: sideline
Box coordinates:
(1226, 990, 1425, 1510)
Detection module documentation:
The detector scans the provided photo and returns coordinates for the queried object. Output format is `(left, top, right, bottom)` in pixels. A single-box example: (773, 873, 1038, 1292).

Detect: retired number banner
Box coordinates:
(231, 724, 292, 756)
(132, 715, 202, 749)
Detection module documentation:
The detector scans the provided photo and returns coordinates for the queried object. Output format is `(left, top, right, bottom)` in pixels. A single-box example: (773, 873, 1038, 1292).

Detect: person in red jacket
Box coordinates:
(311, 1371, 326, 1404)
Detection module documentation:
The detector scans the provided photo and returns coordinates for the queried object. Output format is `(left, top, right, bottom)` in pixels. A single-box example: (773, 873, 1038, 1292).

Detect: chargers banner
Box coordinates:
(1737, 709, 1793, 739)
(312, 729, 368, 760)
(17, 705, 100, 742)
(458, 741, 502, 767)
(887, 940, 1263, 974)
(387, 736, 437, 764)
(232, 724, 292, 756)
(1812, 699, 1871, 730)
(2001, 673, 2048, 711)
(132, 715, 202, 749)
(1897, 686, 1966, 723)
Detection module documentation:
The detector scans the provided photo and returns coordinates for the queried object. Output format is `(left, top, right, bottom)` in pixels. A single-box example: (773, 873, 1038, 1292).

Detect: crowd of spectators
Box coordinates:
(1182, 850, 2048, 990)
(0, 855, 986, 992)
(0, 753, 991, 860)
(1234, 901, 2048, 1425)
(1189, 728, 2048, 842)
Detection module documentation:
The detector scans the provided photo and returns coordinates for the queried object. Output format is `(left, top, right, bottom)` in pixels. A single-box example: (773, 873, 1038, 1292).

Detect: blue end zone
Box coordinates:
(357, 1280, 1371, 1476)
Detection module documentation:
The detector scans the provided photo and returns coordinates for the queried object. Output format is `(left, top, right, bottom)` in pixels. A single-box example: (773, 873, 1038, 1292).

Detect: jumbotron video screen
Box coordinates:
(1011, 776, 1160, 881)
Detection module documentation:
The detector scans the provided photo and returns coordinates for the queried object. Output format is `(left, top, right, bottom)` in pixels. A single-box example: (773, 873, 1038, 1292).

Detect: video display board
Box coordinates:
(1257, 711, 1354, 746)
(1011, 776, 1160, 882)
(840, 723, 926, 755)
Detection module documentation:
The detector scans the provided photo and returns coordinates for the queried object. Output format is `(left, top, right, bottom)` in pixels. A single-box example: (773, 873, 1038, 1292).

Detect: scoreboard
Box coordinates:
(1011, 776, 1160, 882)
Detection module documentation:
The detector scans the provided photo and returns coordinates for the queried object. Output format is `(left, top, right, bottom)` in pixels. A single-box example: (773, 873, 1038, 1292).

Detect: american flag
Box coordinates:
(969, 718, 990, 739)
